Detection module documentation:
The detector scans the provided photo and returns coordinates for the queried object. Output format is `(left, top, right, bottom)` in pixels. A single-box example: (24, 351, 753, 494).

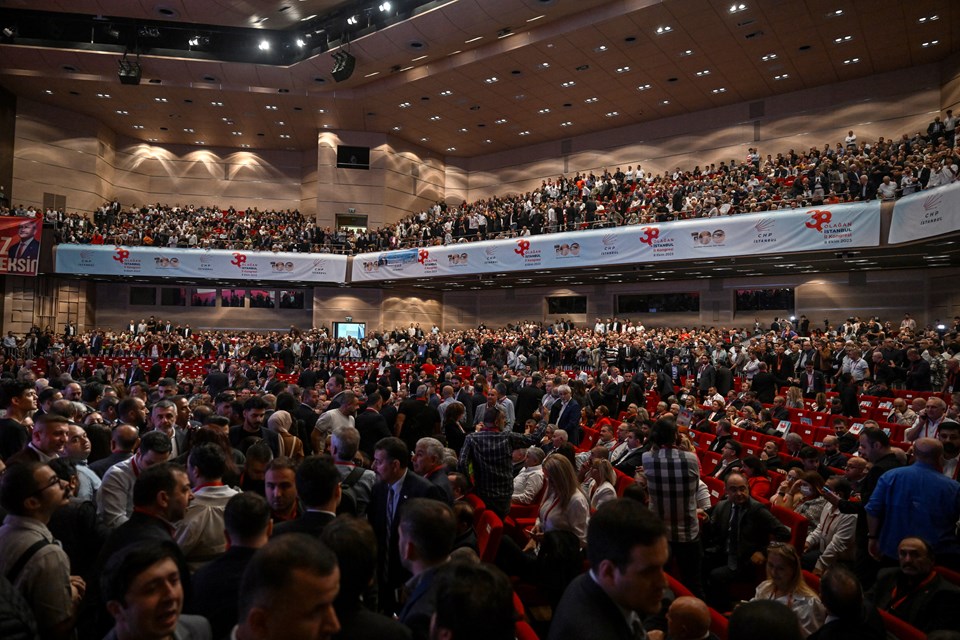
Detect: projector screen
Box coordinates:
(334, 322, 365, 340)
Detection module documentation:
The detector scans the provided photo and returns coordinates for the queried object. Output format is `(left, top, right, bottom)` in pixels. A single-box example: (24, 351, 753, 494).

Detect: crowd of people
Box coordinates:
(3, 109, 958, 256)
(1, 308, 959, 639)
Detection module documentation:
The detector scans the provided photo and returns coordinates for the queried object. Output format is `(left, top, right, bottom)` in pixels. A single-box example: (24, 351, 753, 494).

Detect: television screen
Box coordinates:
(334, 322, 365, 340)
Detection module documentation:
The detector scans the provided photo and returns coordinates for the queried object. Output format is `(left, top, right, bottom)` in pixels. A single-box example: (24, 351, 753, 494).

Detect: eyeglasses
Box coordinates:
(30, 474, 63, 498)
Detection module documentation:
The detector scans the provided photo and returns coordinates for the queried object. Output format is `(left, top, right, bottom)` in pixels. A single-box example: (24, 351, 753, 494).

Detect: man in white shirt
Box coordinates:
(512, 447, 545, 504)
(175, 443, 239, 570)
(98, 431, 172, 528)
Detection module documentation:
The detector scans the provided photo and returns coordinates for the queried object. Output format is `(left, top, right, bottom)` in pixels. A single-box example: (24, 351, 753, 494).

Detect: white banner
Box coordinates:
(351, 202, 882, 281)
(889, 182, 960, 244)
(55, 245, 348, 283)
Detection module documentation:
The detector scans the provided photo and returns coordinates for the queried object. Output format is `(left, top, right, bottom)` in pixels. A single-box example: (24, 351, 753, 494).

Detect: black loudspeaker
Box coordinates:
(331, 51, 356, 83)
(118, 59, 141, 85)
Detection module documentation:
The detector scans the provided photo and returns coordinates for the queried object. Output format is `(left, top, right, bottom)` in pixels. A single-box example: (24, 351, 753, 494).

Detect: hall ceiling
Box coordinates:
(0, 0, 956, 156)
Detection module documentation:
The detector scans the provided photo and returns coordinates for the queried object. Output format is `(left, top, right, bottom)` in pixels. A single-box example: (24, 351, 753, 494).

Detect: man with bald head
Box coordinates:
(647, 596, 718, 640)
(89, 424, 140, 478)
(866, 438, 960, 568)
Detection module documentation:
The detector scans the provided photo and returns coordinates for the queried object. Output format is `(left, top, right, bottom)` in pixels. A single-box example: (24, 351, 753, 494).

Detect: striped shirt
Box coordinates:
(643, 447, 701, 542)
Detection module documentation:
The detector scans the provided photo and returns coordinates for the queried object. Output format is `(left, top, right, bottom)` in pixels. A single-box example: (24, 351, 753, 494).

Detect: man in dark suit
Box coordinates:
(612, 424, 646, 476)
(228, 396, 280, 456)
(5, 412, 69, 466)
(550, 499, 670, 640)
(6, 217, 40, 261)
(749, 362, 778, 404)
(695, 356, 716, 401)
(369, 437, 445, 614)
(865, 536, 960, 634)
(810, 567, 886, 640)
(273, 456, 340, 538)
(321, 517, 413, 640)
(203, 363, 228, 397)
(397, 499, 456, 640)
(356, 392, 391, 460)
(709, 440, 744, 481)
(188, 493, 271, 640)
(704, 472, 791, 610)
(797, 361, 826, 398)
(708, 420, 734, 453)
(549, 384, 582, 445)
(125, 361, 146, 387)
(412, 437, 453, 504)
(514, 375, 545, 426)
(89, 425, 139, 478)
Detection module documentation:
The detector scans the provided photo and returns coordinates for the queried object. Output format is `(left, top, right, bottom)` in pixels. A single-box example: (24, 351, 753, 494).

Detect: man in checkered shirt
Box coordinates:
(643, 416, 704, 598)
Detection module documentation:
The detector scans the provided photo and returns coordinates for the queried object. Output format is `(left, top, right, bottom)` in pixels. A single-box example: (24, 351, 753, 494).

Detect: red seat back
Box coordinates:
(878, 609, 926, 640)
(770, 504, 809, 551)
(475, 509, 504, 563)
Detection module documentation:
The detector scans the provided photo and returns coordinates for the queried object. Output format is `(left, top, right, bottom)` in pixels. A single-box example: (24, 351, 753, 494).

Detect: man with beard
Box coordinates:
(939, 420, 960, 480)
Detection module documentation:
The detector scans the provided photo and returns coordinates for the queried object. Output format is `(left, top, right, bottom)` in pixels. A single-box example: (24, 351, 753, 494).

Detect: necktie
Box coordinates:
(727, 504, 740, 570)
(386, 485, 397, 548)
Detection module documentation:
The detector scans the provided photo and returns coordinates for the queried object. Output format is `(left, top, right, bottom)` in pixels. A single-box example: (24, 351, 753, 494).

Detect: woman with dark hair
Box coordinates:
(442, 400, 467, 454)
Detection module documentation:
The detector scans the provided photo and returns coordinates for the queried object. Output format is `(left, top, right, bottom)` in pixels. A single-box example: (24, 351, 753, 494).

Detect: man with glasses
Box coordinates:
(0, 461, 85, 640)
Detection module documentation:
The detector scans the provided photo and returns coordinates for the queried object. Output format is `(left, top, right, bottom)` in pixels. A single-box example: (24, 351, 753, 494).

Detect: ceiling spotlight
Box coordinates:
(656, 26, 672, 35)
(729, 3, 747, 13)
(296, 38, 305, 47)
(258, 39, 270, 51)
(347, 15, 359, 26)
(379, 1, 392, 11)
(188, 36, 200, 47)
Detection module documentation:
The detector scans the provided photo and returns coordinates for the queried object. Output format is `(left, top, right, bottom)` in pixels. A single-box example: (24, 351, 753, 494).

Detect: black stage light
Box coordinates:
(118, 56, 141, 85)
(332, 51, 356, 83)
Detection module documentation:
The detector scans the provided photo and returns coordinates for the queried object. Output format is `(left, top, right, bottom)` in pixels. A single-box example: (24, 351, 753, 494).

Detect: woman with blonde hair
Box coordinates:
(586, 458, 616, 510)
(526, 454, 589, 550)
(751, 543, 826, 637)
(267, 409, 304, 462)
(785, 386, 804, 409)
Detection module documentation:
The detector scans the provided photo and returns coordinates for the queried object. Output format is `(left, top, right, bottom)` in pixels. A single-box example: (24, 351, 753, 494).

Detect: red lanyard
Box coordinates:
(889, 571, 937, 611)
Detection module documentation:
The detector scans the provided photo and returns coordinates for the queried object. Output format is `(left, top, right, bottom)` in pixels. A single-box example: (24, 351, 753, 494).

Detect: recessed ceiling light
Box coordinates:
(240, 143, 250, 148)
(527, 14, 545, 22)
(679, 49, 694, 57)
(560, 121, 572, 127)
(132, 125, 144, 129)
(729, 3, 747, 13)
(922, 40, 940, 47)
(843, 57, 860, 64)
(594, 45, 608, 52)
(458, 127, 468, 133)
(605, 111, 619, 117)
(637, 83, 652, 91)
(774, 73, 789, 80)
(538, 62, 550, 69)
(661, 99, 670, 105)
(420, 137, 429, 142)
(96, 93, 111, 98)
(519, 130, 531, 136)
(392, 126, 401, 131)
(538, 108, 551, 114)
(561, 80, 576, 88)
(440, 90, 453, 96)
(761, 53, 778, 62)
(446, 147, 456, 152)
(695, 69, 711, 76)
(918, 14, 939, 23)
(279, 134, 291, 139)
(411, 55, 427, 62)
(656, 25, 672, 34)
(616, 66, 630, 73)
(44, 89, 53, 94)
(232, 131, 242, 136)
(831, 9, 843, 16)
(485, 76, 498, 84)
(834, 35, 852, 43)
(148, 138, 159, 142)
(398, 102, 411, 108)
(465, 36, 483, 43)
(210, 101, 223, 106)
(266, 105, 278, 110)
(483, 139, 492, 144)
(183, 128, 195, 133)
(429, 115, 441, 121)
(115, 109, 128, 115)
(584, 97, 599, 103)
(495, 118, 508, 124)
(276, 121, 285, 126)
(195, 140, 205, 145)
(712, 87, 727, 93)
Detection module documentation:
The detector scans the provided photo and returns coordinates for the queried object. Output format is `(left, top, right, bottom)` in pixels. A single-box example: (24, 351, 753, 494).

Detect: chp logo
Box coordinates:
(920, 193, 944, 227)
(484, 246, 497, 256)
(600, 233, 620, 257)
(753, 218, 776, 245)
(483, 244, 499, 265)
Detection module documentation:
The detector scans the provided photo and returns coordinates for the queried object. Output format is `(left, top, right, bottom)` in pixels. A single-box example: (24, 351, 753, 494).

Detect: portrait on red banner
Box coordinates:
(0, 215, 42, 276)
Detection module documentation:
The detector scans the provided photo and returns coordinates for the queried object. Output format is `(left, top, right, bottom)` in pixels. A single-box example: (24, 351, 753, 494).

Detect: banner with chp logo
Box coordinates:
(888, 182, 960, 244)
(350, 202, 881, 281)
(55, 245, 348, 283)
